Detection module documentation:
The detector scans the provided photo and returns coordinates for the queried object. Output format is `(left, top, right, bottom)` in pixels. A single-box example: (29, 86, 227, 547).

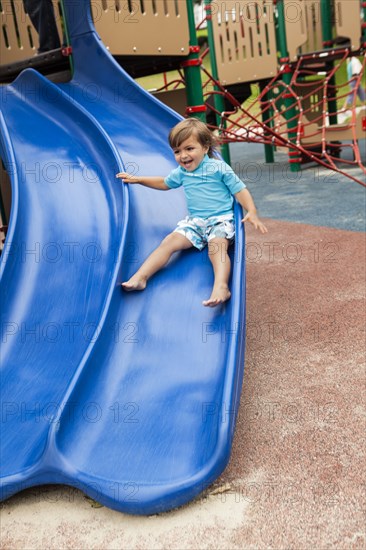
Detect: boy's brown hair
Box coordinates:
(168, 118, 219, 158)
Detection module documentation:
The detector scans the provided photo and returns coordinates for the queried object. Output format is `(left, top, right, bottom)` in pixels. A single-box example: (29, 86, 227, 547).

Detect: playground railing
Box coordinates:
(209, 0, 278, 85)
(198, 0, 363, 87)
(286, 0, 363, 61)
(91, 0, 189, 56)
(334, 0, 362, 51)
(1, 1, 364, 83)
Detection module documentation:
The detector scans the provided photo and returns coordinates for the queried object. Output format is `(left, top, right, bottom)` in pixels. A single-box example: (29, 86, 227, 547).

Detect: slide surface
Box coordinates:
(0, 1, 246, 514)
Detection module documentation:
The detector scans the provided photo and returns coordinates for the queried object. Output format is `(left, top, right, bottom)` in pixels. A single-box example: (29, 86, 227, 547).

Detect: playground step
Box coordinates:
(0, 48, 70, 84)
(115, 54, 185, 79)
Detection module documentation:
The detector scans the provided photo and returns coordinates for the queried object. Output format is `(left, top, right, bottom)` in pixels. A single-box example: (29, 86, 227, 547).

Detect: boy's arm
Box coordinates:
(116, 172, 169, 190)
(234, 188, 268, 234)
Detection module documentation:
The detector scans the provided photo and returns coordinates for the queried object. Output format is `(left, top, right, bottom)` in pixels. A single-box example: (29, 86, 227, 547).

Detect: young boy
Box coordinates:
(116, 118, 267, 307)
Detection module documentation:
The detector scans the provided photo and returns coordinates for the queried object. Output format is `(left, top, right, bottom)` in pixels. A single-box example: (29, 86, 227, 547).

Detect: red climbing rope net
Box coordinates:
(200, 48, 366, 187)
(160, 47, 366, 187)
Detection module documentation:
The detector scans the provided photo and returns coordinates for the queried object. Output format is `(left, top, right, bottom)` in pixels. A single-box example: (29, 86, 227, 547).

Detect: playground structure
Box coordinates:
(200, 0, 366, 184)
(0, 1, 365, 193)
(0, 0, 365, 514)
(91, 0, 365, 186)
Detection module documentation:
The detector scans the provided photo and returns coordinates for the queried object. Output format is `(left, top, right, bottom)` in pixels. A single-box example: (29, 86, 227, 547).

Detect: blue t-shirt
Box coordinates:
(164, 155, 246, 218)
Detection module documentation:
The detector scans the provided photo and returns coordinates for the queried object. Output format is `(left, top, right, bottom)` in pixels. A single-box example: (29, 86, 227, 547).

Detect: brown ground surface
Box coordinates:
(1, 219, 365, 549)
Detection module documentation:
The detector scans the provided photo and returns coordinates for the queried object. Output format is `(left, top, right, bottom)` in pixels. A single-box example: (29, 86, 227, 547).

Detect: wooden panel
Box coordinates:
(285, 0, 308, 61)
(211, 0, 278, 85)
(152, 87, 187, 116)
(92, 0, 189, 56)
(0, 0, 62, 64)
(286, 0, 363, 60)
(334, 0, 362, 51)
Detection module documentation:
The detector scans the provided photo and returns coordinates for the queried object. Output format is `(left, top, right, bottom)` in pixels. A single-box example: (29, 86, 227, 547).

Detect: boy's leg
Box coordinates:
(203, 238, 231, 307)
(122, 232, 193, 291)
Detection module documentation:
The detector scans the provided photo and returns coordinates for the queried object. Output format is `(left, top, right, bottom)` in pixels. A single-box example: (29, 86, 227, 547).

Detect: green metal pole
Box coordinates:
(182, 0, 206, 123)
(59, 0, 74, 75)
(275, 0, 301, 172)
(320, 0, 333, 47)
(259, 81, 275, 163)
(204, 0, 231, 164)
(320, 0, 337, 125)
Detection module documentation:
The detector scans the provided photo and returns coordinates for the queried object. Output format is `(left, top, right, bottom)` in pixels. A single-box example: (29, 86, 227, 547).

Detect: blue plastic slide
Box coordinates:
(0, 0, 246, 514)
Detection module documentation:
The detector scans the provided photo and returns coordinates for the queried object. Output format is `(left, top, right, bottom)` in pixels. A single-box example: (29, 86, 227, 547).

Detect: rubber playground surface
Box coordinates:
(1, 143, 365, 549)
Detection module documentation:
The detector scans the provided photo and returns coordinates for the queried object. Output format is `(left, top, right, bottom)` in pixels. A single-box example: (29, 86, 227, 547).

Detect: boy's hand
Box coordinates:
(115, 175, 167, 190)
(116, 172, 138, 182)
(242, 212, 268, 234)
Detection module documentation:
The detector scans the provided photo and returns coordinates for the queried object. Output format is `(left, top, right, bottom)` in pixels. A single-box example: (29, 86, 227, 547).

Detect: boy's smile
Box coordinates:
(172, 136, 209, 172)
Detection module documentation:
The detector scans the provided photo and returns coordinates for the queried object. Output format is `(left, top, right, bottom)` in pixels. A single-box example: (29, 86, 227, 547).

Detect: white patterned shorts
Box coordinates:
(174, 213, 235, 251)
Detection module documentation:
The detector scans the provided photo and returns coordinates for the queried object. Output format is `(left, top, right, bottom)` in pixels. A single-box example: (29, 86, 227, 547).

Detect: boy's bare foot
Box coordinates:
(121, 276, 147, 291)
(202, 284, 231, 307)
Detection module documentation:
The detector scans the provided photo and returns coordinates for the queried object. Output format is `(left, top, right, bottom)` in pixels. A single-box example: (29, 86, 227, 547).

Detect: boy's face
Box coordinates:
(172, 136, 209, 172)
